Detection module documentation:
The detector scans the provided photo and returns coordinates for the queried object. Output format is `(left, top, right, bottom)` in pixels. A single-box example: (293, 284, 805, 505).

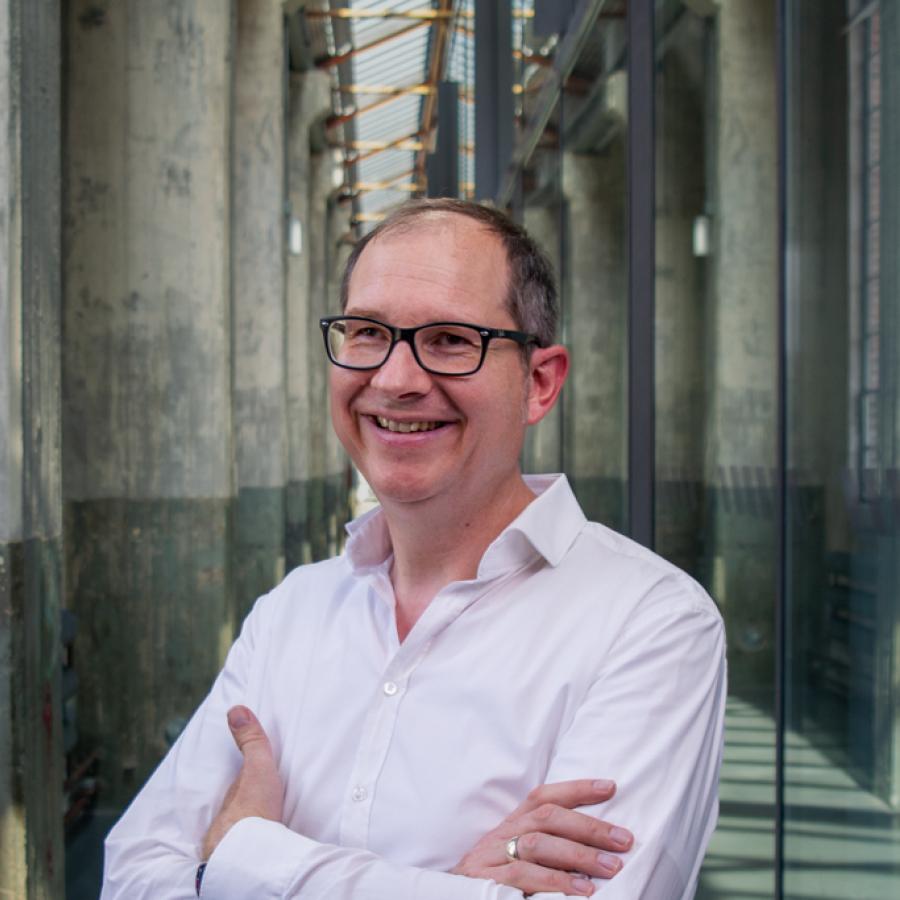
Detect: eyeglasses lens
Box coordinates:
(327, 320, 392, 368)
(328, 320, 484, 375)
(415, 324, 483, 374)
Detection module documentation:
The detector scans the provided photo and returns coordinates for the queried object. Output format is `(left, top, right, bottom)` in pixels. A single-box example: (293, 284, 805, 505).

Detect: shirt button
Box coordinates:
(383, 681, 399, 696)
(352, 786, 368, 803)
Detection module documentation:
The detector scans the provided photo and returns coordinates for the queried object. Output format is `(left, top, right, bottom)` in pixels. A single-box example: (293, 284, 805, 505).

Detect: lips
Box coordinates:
(374, 416, 447, 434)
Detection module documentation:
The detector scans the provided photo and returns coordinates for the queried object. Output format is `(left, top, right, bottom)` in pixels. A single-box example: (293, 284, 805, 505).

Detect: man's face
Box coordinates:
(330, 214, 533, 510)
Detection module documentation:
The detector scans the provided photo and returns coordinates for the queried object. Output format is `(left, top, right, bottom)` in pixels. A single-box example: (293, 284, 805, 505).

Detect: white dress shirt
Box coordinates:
(102, 474, 726, 899)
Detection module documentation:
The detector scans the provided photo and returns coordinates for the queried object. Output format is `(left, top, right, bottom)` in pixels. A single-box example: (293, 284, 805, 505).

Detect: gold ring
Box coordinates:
(505, 836, 520, 862)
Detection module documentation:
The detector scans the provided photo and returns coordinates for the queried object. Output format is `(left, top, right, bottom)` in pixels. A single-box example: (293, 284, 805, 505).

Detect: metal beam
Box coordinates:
(339, 82, 436, 96)
(415, 0, 455, 182)
(426, 81, 459, 197)
(497, 0, 610, 206)
(343, 137, 425, 152)
(305, 8, 533, 20)
(316, 19, 430, 69)
(306, 8, 458, 21)
(475, 0, 514, 199)
(627, 0, 655, 548)
(327, 91, 415, 130)
(352, 181, 425, 193)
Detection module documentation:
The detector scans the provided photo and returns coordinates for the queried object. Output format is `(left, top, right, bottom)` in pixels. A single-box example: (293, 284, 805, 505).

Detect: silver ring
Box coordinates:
(505, 836, 520, 862)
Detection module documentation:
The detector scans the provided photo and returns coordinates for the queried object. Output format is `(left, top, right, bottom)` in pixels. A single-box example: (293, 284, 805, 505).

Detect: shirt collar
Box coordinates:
(344, 474, 586, 578)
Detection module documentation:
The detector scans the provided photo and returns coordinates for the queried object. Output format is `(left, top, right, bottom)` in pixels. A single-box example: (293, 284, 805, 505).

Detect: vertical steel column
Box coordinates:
(426, 81, 460, 198)
(627, 0, 655, 547)
(774, 1, 788, 895)
(475, 0, 513, 200)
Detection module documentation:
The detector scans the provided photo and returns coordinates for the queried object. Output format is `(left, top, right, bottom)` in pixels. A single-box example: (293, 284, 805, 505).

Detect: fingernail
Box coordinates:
(572, 877, 594, 895)
(593, 779, 615, 792)
(228, 707, 250, 729)
(609, 826, 632, 847)
(597, 851, 621, 873)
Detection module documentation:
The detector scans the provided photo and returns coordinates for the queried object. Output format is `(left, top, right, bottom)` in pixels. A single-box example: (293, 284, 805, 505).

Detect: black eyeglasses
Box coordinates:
(319, 315, 539, 377)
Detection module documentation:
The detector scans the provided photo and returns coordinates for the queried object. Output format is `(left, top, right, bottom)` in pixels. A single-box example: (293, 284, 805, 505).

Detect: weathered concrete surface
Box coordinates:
(706, 0, 778, 698)
(870, 1, 900, 807)
(522, 202, 564, 474)
(232, 0, 288, 619)
(64, 0, 233, 502)
(284, 64, 351, 566)
(654, 15, 707, 574)
(65, 498, 231, 802)
(0, 1, 65, 896)
(562, 145, 628, 529)
(63, 0, 234, 808)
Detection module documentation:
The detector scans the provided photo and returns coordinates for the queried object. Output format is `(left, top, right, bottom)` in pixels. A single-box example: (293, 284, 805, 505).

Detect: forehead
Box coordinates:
(347, 215, 511, 324)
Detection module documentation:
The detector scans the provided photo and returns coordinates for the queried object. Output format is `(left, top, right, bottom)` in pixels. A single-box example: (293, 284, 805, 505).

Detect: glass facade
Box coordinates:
(515, 0, 900, 895)
(30, 1, 898, 895)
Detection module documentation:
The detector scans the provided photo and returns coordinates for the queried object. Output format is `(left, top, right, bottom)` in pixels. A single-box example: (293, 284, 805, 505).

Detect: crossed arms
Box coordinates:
(101, 566, 726, 899)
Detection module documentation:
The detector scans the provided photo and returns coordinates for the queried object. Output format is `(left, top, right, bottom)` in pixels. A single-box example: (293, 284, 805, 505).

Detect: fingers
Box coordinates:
(516, 779, 616, 816)
(227, 705, 275, 768)
(515, 805, 633, 853)
(515, 832, 623, 880)
(498, 860, 597, 897)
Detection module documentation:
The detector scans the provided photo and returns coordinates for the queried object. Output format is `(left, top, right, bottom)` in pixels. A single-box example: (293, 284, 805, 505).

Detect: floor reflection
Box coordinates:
(697, 696, 900, 899)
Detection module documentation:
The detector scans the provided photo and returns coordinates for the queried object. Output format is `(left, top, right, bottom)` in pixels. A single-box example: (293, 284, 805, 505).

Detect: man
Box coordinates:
(102, 200, 726, 899)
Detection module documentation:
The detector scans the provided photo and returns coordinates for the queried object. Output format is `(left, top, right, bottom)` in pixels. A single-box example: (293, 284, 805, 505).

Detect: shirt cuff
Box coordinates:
(200, 817, 309, 898)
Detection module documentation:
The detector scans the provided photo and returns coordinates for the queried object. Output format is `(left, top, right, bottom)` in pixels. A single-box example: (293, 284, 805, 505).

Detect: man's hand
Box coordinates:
(201, 706, 284, 861)
(451, 779, 633, 897)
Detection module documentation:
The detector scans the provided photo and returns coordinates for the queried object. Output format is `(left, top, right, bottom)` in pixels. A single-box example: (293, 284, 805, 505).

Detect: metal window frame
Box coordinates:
(627, 0, 655, 548)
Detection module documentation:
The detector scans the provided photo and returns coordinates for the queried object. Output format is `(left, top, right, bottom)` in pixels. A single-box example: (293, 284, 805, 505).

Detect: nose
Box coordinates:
(368, 338, 433, 398)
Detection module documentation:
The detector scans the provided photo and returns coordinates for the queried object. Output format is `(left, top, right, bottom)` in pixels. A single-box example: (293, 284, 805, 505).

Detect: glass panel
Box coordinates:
(654, 1, 779, 895)
(557, 8, 629, 530)
(784, 1, 900, 896)
(520, 97, 564, 474)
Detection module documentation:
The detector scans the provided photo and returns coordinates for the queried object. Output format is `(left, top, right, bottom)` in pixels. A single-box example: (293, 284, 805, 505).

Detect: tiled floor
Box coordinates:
(697, 696, 900, 899)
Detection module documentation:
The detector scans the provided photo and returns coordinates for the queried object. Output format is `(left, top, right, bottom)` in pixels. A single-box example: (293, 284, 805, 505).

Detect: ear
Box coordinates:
(525, 344, 569, 426)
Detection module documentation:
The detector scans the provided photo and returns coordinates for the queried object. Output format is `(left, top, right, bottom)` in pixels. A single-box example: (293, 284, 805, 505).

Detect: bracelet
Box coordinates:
(195, 863, 207, 896)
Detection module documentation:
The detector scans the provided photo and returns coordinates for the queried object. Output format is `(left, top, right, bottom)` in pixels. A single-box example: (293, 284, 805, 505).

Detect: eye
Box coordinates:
(424, 327, 480, 352)
(345, 323, 388, 343)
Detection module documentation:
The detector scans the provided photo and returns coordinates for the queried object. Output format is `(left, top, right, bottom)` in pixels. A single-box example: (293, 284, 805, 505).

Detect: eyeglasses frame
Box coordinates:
(319, 315, 540, 377)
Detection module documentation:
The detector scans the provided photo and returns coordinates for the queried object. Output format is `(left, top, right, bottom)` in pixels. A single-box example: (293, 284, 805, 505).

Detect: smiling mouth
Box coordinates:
(373, 416, 449, 434)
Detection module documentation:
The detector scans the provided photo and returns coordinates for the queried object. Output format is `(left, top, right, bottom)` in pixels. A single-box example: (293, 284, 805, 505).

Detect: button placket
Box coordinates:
(338, 585, 486, 849)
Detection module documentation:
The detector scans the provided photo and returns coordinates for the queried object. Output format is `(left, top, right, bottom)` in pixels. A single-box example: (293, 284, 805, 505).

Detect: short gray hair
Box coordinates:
(339, 198, 558, 348)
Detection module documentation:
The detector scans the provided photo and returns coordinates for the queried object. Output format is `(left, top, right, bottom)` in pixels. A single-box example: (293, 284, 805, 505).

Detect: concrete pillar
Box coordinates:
(306, 147, 340, 559)
(63, 1, 234, 807)
(0, 1, 65, 896)
(523, 201, 564, 473)
(706, 0, 778, 699)
(285, 68, 333, 567)
(654, 15, 707, 574)
(562, 143, 628, 530)
(324, 193, 353, 553)
(232, 0, 287, 621)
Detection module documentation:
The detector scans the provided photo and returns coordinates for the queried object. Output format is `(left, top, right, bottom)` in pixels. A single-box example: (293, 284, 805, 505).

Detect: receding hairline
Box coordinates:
(343, 209, 511, 305)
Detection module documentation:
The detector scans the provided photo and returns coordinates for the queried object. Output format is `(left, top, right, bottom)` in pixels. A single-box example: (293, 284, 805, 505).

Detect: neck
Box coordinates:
(380, 474, 535, 638)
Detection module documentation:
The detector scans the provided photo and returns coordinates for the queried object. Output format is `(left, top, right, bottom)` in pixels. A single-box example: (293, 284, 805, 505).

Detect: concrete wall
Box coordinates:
(562, 143, 628, 530)
(232, 0, 288, 621)
(523, 200, 564, 474)
(63, 0, 235, 807)
(705, 0, 778, 699)
(284, 67, 348, 568)
(0, 1, 65, 896)
(654, 14, 708, 575)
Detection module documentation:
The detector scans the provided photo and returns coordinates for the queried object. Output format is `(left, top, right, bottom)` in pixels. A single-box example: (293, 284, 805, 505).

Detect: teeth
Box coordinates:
(376, 416, 441, 433)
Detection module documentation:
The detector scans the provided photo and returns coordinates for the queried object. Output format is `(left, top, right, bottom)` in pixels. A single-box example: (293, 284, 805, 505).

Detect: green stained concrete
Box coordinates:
(1, 538, 65, 900)
(65, 498, 232, 807)
(233, 486, 285, 623)
(569, 475, 626, 535)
